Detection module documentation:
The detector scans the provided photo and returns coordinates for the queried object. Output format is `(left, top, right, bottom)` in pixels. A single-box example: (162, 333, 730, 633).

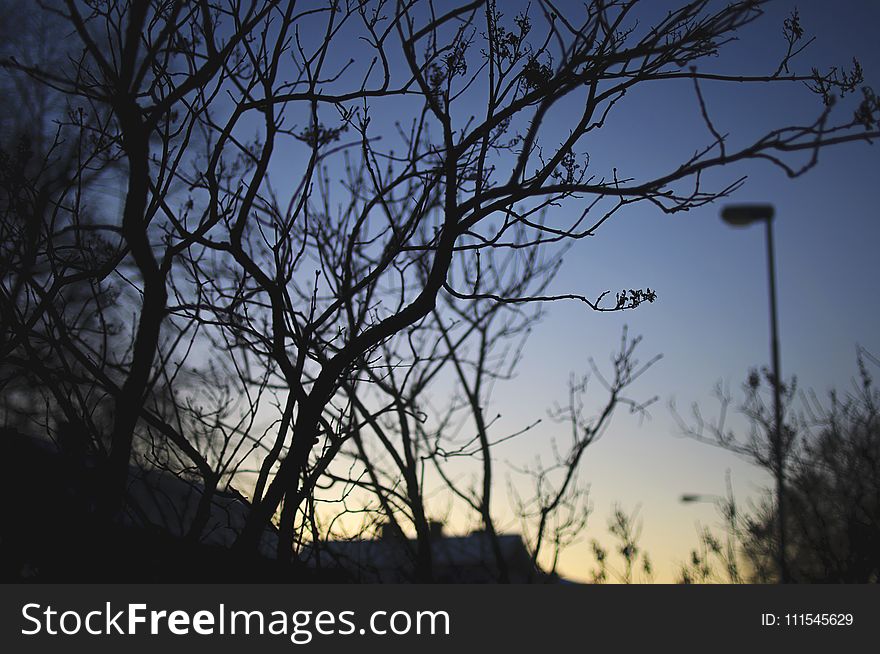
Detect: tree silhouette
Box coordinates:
(589, 504, 654, 584)
(676, 350, 880, 583)
(743, 351, 880, 582)
(2, 0, 879, 574)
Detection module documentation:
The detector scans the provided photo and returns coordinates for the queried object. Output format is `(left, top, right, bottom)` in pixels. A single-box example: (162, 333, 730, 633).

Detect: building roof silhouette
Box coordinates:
(304, 523, 567, 583)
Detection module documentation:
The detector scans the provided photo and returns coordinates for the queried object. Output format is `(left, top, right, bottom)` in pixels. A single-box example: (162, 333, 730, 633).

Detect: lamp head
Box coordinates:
(721, 203, 774, 227)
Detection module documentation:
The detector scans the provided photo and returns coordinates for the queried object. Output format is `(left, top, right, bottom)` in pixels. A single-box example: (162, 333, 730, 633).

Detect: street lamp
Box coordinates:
(720, 203, 789, 583)
(679, 494, 721, 504)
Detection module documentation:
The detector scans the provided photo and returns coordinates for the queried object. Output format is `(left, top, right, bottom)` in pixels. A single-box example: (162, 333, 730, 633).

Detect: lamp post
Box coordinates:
(720, 203, 789, 583)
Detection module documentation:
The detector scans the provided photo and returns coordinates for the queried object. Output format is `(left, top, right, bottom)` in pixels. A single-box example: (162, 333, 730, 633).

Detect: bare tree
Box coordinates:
(3, 0, 879, 573)
(589, 504, 654, 584)
(0, 0, 274, 564)
(511, 328, 659, 578)
(298, 238, 555, 581)
(313, 277, 656, 582)
(674, 350, 880, 583)
(677, 473, 743, 584)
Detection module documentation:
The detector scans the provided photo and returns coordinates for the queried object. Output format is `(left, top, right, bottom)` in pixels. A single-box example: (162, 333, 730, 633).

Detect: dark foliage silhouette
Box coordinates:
(676, 351, 880, 583)
(1, 0, 879, 580)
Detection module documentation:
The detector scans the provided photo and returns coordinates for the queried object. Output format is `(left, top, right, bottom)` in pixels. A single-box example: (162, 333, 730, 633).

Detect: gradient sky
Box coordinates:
(253, 0, 880, 582)
(6, 0, 877, 584)
(48, 0, 874, 582)
(273, 0, 880, 582)
(472, 0, 880, 581)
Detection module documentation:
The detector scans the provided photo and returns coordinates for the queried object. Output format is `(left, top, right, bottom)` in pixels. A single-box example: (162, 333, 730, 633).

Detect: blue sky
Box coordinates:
(163, 0, 879, 581)
(480, 0, 880, 580)
(6, 0, 877, 584)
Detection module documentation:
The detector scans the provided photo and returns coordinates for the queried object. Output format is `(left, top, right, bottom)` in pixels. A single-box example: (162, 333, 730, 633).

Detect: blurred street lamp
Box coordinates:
(679, 493, 721, 504)
(720, 203, 789, 583)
